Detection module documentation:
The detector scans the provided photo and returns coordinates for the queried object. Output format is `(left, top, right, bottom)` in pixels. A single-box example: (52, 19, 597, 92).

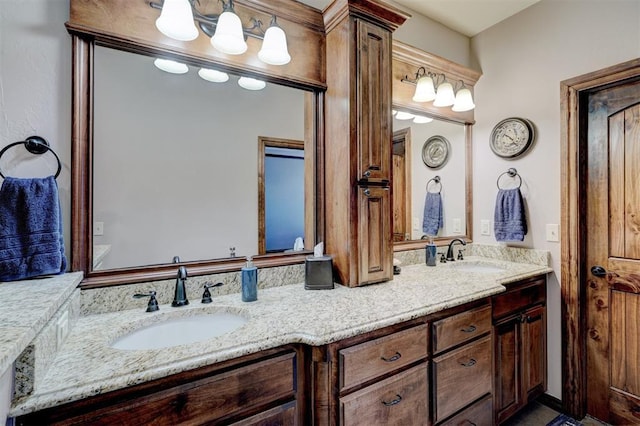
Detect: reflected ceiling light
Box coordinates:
(150, 0, 291, 65)
(395, 111, 415, 120)
(413, 115, 433, 124)
(401, 67, 475, 111)
(452, 83, 476, 112)
(258, 16, 291, 65)
(433, 80, 455, 107)
(238, 76, 266, 90)
(198, 68, 229, 83)
(154, 58, 189, 74)
(392, 109, 397, 115)
(155, 0, 198, 41)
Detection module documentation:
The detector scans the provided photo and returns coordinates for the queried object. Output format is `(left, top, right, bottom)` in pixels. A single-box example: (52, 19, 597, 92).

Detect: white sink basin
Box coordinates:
(449, 262, 506, 274)
(111, 312, 248, 350)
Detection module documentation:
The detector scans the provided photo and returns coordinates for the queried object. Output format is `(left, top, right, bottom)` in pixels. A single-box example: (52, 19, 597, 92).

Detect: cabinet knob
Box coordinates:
(381, 394, 403, 406)
(363, 188, 371, 197)
(363, 170, 371, 178)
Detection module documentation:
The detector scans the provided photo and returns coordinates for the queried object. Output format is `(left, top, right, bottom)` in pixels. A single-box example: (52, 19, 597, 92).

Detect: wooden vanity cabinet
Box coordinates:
(17, 346, 305, 426)
(323, 0, 409, 287)
(492, 275, 547, 424)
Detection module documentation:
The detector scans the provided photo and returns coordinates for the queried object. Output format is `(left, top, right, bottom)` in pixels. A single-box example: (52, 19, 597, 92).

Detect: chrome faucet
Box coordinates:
(446, 238, 467, 261)
(172, 265, 189, 307)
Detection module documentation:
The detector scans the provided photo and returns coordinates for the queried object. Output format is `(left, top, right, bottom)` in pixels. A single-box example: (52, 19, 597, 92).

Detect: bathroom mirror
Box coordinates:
(392, 109, 472, 249)
(92, 46, 311, 270)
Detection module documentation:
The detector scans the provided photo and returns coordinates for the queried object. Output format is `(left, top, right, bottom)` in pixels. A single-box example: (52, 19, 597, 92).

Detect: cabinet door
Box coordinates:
(356, 19, 391, 183)
(358, 185, 392, 284)
(494, 315, 522, 424)
(523, 305, 546, 400)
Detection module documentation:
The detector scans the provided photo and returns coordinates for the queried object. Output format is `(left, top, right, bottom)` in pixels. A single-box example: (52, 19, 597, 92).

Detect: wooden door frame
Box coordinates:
(392, 127, 412, 242)
(560, 58, 640, 419)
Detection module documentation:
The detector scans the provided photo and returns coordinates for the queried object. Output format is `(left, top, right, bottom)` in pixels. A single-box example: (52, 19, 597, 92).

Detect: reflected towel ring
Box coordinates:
(427, 175, 442, 193)
(496, 168, 522, 189)
(0, 136, 62, 179)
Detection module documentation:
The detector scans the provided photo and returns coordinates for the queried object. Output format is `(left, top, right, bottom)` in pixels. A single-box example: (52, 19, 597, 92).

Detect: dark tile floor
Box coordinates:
(503, 401, 611, 426)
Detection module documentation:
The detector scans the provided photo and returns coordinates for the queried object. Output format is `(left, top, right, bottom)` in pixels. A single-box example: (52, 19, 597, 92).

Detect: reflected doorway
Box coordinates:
(258, 137, 305, 254)
(392, 128, 412, 242)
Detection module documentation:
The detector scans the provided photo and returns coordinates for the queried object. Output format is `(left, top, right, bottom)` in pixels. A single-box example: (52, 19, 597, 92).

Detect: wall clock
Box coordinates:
(490, 117, 535, 158)
(422, 135, 451, 169)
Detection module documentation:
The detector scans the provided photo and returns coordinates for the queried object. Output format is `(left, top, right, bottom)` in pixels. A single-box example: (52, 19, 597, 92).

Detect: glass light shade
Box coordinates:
(238, 76, 266, 90)
(392, 109, 397, 115)
(413, 115, 434, 124)
(154, 58, 189, 74)
(211, 11, 247, 55)
(452, 87, 476, 112)
(198, 68, 229, 83)
(412, 75, 436, 102)
(258, 24, 291, 65)
(395, 111, 415, 120)
(433, 82, 455, 107)
(155, 0, 198, 41)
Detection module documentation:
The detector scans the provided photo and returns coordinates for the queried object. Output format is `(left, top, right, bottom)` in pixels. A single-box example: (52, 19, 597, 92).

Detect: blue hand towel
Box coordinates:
(422, 192, 443, 236)
(494, 188, 527, 242)
(0, 176, 67, 281)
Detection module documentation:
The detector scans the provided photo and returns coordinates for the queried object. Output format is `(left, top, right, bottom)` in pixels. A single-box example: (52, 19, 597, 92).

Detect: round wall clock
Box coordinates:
(490, 117, 535, 158)
(422, 135, 451, 169)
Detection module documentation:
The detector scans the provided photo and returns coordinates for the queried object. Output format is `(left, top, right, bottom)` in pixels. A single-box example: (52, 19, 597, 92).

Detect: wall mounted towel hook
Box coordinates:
(0, 136, 62, 179)
(426, 175, 442, 193)
(496, 168, 522, 189)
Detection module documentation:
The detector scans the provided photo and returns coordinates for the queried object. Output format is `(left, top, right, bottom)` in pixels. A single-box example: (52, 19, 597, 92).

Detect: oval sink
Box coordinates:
(111, 312, 248, 350)
(449, 262, 506, 274)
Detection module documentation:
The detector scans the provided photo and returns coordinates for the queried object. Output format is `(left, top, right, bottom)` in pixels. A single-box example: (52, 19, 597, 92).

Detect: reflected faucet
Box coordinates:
(446, 238, 467, 262)
(172, 265, 189, 307)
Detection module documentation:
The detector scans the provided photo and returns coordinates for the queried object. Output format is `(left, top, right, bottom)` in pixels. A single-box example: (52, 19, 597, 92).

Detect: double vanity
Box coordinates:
(5, 245, 552, 425)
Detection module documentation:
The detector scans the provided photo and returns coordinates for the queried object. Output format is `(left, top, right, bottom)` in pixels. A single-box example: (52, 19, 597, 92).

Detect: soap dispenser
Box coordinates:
(241, 257, 258, 302)
(426, 236, 437, 267)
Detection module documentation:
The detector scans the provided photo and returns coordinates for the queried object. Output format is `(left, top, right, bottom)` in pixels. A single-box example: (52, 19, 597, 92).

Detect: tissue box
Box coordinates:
(305, 256, 334, 290)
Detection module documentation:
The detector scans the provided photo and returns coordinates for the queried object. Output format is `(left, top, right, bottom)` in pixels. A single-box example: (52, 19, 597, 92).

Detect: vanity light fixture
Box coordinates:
(198, 68, 229, 83)
(150, 0, 291, 66)
(238, 76, 266, 90)
(395, 111, 415, 120)
(413, 114, 433, 124)
(154, 58, 189, 74)
(402, 67, 475, 111)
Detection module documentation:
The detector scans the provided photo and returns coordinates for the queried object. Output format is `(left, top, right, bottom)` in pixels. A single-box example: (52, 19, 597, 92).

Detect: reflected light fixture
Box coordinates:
(395, 111, 415, 120)
(238, 76, 266, 90)
(198, 68, 229, 83)
(154, 58, 189, 74)
(150, 0, 291, 66)
(401, 67, 475, 111)
(413, 115, 433, 124)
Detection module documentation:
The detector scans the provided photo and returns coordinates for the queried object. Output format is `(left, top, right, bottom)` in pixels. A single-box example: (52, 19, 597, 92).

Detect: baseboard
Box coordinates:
(538, 393, 563, 413)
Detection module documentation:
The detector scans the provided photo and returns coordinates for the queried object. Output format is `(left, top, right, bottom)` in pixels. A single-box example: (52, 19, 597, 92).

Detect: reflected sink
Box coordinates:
(449, 262, 507, 274)
(111, 312, 248, 350)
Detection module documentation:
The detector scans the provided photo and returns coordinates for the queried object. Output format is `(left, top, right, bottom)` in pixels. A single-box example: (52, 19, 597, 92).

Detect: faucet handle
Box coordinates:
(202, 282, 224, 304)
(133, 291, 159, 312)
(457, 249, 465, 260)
(437, 252, 447, 263)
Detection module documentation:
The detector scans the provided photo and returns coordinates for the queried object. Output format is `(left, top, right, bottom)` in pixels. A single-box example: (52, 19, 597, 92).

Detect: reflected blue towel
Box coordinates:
(422, 192, 443, 236)
(494, 188, 527, 242)
(0, 176, 67, 281)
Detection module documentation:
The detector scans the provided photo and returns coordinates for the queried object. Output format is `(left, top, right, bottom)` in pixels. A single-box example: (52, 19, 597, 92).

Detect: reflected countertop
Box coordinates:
(11, 257, 551, 416)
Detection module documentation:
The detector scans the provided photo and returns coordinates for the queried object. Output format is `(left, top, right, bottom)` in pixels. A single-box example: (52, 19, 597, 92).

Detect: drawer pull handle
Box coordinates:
(382, 394, 403, 406)
(461, 325, 477, 333)
(460, 358, 477, 367)
(381, 352, 402, 362)
(462, 421, 477, 426)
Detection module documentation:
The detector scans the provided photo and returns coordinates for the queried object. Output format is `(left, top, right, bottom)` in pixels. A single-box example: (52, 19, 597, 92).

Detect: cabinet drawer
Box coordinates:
(340, 324, 428, 391)
(340, 362, 428, 426)
(433, 335, 492, 423)
(493, 277, 546, 320)
(438, 394, 493, 426)
(231, 401, 297, 426)
(433, 304, 491, 354)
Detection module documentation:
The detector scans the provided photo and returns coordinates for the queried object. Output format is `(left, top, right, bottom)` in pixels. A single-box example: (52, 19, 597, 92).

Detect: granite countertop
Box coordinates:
(0, 272, 83, 379)
(11, 257, 551, 416)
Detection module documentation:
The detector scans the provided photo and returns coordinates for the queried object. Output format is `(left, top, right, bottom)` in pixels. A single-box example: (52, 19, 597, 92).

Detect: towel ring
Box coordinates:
(0, 136, 62, 179)
(427, 175, 442, 193)
(496, 168, 522, 189)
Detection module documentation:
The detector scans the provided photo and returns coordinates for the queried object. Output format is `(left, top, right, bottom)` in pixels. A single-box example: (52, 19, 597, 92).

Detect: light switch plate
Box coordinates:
(93, 221, 104, 236)
(452, 218, 461, 234)
(481, 220, 491, 236)
(546, 223, 559, 242)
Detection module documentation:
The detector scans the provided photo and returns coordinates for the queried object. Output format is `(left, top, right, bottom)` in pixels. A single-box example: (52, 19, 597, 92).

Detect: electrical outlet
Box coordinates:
(546, 223, 559, 242)
(452, 218, 461, 234)
(56, 311, 69, 348)
(481, 219, 491, 236)
(93, 221, 104, 236)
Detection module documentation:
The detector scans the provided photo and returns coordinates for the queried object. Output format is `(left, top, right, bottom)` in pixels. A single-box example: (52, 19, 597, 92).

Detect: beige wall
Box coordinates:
(471, 0, 640, 399)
